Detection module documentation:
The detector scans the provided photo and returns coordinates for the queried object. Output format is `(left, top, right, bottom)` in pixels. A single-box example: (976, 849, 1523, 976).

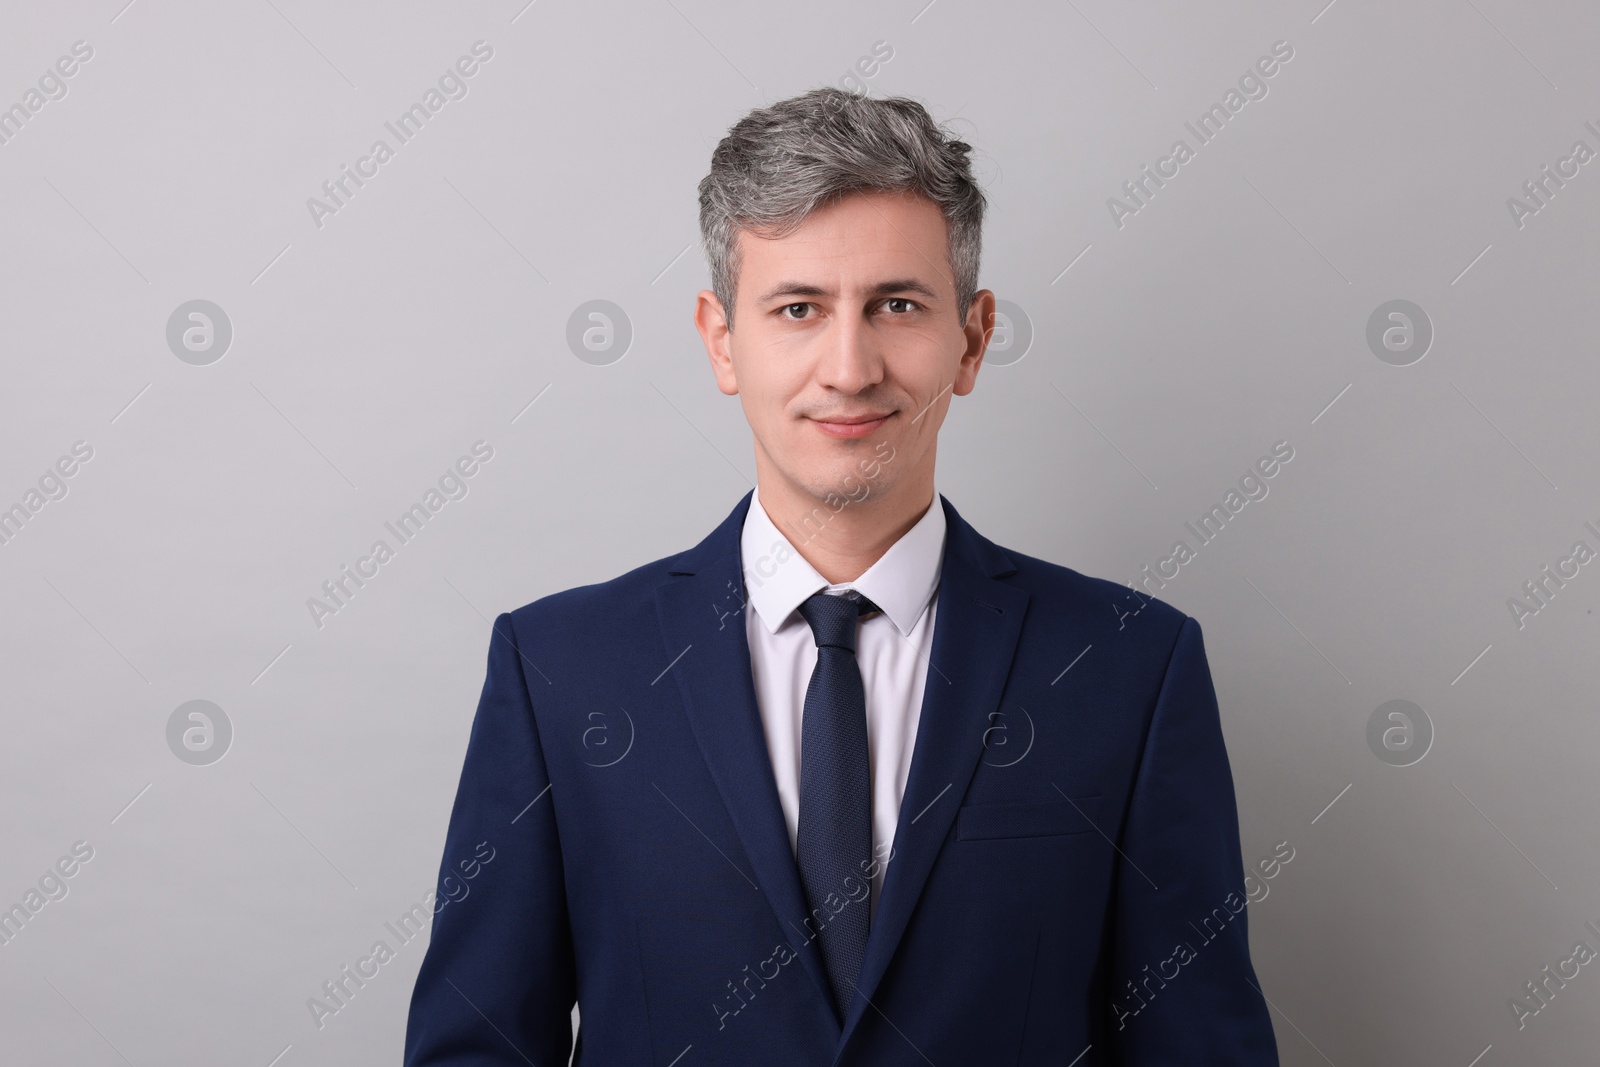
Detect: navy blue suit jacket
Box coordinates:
(404, 491, 1279, 1065)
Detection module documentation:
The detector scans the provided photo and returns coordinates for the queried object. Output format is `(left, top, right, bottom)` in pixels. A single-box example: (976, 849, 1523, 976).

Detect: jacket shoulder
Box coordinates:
(500, 548, 679, 633)
(995, 541, 1190, 652)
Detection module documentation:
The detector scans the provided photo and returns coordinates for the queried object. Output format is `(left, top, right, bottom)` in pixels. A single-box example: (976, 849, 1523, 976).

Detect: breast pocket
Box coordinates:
(956, 795, 1105, 841)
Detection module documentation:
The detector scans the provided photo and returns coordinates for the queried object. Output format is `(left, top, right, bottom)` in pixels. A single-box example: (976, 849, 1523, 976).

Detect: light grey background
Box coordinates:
(2, 0, 1597, 1064)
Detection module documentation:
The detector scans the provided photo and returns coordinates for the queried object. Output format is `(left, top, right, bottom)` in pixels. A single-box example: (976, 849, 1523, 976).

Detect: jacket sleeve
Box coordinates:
(1105, 615, 1280, 1065)
(403, 612, 577, 1066)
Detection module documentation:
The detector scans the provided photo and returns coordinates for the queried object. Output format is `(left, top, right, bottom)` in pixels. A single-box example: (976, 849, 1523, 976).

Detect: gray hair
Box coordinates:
(697, 87, 986, 330)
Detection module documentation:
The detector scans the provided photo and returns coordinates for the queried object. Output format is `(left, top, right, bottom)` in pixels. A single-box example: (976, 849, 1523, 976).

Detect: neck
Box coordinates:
(757, 471, 935, 585)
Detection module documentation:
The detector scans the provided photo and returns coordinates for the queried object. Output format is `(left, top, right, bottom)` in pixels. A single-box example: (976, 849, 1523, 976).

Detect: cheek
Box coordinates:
(897, 330, 961, 380)
(738, 379, 801, 443)
(901, 361, 954, 412)
(755, 366, 813, 417)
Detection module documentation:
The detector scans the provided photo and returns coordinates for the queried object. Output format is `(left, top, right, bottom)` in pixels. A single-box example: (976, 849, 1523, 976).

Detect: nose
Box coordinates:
(814, 311, 885, 395)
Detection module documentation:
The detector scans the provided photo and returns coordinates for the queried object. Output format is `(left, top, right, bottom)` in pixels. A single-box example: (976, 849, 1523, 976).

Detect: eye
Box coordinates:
(780, 303, 813, 320)
(883, 298, 920, 314)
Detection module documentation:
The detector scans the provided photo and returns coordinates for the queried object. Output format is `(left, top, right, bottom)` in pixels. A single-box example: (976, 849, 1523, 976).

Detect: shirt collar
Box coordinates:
(740, 484, 947, 638)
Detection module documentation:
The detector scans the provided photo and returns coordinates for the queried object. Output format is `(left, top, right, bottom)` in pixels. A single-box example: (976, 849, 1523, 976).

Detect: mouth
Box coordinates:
(810, 411, 894, 439)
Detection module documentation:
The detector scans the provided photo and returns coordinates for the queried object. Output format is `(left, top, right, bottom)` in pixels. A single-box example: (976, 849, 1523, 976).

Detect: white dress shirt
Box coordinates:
(739, 485, 946, 921)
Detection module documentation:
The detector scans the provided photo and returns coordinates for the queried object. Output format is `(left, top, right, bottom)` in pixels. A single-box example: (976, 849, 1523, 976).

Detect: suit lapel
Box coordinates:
(653, 490, 842, 1029)
(653, 491, 1029, 1050)
(837, 494, 1028, 1052)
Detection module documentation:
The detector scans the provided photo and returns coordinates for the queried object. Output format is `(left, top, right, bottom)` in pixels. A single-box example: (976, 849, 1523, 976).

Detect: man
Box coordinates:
(404, 87, 1279, 1065)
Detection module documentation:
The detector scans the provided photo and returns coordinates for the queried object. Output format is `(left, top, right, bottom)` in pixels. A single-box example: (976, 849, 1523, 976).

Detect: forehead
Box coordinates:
(734, 190, 952, 298)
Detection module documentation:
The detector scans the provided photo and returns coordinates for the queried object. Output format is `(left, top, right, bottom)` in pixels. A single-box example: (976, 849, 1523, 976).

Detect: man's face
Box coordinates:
(695, 189, 993, 514)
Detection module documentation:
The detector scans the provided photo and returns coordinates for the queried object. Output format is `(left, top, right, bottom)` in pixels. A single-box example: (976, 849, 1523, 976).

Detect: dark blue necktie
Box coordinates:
(795, 588, 879, 1020)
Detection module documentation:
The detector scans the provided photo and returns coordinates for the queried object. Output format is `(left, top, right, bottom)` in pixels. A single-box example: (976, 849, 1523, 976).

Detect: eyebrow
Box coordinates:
(753, 278, 942, 306)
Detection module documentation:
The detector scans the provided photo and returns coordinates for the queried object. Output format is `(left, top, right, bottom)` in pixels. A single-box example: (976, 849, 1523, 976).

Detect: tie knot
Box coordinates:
(798, 590, 879, 653)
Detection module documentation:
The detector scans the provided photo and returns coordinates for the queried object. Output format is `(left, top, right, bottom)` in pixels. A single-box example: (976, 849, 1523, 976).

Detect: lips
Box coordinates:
(812, 412, 892, 438)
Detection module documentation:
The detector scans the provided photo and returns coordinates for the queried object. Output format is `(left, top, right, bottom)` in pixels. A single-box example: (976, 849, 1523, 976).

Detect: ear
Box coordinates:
(954, 288, 995, 397)
(695, 290, 739, 396)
